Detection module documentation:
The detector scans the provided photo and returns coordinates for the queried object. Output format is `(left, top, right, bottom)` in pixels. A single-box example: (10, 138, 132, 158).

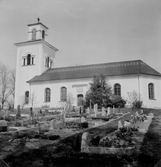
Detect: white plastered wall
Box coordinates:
(29, 75, 143, 108)
(139, 75, 161, 108)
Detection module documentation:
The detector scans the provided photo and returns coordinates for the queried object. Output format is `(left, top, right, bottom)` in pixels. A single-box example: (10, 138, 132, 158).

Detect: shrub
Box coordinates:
(132, 100, 143, 109)
(111, 95, 126, 108)
(127, 90, 143, 109)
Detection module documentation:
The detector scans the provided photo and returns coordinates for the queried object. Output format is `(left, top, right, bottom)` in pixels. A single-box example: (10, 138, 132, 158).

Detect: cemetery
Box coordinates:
(0, 105, 160, 166)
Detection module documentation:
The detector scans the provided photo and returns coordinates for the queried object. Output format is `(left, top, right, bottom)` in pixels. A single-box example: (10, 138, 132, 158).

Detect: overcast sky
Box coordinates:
(0, 0, 161, 72)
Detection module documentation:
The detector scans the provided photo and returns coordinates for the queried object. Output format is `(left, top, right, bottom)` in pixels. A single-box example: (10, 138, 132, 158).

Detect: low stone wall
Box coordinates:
(81, 146, 135, 155)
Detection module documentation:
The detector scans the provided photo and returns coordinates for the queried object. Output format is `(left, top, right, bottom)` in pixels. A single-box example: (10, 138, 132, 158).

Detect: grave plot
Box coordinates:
(81, 111, 154, 155)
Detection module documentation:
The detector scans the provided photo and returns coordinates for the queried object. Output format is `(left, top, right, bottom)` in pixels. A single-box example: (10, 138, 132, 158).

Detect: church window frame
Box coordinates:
(148, 83, 155, 99)
(22, 54, 35, 66)
(60, 87, 67, 102)
(45, 57, 52, 68)
(32, 29, 36, 40)
(25, 91, 29, 104)
(45, 88, 51, 102)
(114, 83, 121, 96)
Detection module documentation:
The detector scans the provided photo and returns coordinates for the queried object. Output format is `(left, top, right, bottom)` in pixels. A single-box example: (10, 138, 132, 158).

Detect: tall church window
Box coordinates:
(61, 87, 67, 102)
(45, 88, 51, 102)
(148, 83, 154, 99)
(25, 91, 29, 104)
(42, 30, 45, 40)
(27, 54, 31, 65)
(32, 29, 36, 40)
(114, 83, 121, 96)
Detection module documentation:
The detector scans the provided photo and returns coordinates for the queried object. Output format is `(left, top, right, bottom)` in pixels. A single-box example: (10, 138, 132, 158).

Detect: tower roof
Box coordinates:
(27, 22, 48, 29)
(14, 39, 59, 52)
(27, 60, 161, 83)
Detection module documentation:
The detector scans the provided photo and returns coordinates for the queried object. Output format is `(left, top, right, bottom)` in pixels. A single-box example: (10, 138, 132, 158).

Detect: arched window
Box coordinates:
(61, 87, 67, 101)
(27, 54, 31, 65)
(148, 83, 154, 99)
(42, 30, 45, 39)
(114, 83, 121, 96)
(32, 29, 36, 40)
(25, 91, 29, 104)
(45, 88, 51, 102)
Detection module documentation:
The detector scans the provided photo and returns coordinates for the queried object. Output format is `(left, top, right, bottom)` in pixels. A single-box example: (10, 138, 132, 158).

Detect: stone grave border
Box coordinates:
(81, 113, 153, 155)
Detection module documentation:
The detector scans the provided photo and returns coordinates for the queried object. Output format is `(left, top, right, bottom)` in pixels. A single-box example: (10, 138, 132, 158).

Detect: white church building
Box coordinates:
(14, 21, 161, 109)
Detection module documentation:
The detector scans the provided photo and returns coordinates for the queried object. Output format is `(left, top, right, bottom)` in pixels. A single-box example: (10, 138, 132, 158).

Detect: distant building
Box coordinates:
(14, 22, 161, 109)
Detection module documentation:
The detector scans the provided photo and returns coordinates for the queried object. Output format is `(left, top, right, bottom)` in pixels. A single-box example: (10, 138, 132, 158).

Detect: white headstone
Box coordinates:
(124, 121, 131, 128)
(140, 109, 143, 114)
(118, 120, 123, 130)
(81, 132, 92, 147)
(87, 107, 90, 114)
(149, 113, 154, 118)
(102, 107, 106, 116)
(81, 116, 86, 123)
(50, 120, 57, 130)
(107, 107, 111, 116)
(94, 104, 98, 117)
(113, 106, 115, 114)
(135, 111, 139, 117)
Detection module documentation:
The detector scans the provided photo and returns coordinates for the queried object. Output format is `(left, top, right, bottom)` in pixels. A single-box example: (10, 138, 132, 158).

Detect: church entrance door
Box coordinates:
(77, 94, 84, 106)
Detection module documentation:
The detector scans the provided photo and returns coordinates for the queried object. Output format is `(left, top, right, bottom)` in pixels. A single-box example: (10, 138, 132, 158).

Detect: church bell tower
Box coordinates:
(14, 19, 58, 108)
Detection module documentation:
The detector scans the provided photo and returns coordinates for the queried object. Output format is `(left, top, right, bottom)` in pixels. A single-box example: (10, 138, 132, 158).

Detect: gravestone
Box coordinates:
(87, 107, 90, 114)
(81, 132, 92, 147)
(113, 105, 115, 114)
(118, 120, 123, 130)
(140, 120, 150, 132)
(149, 112, 154, 118)
(81, 116, 86, 123)
(0, 120, 7, 132)
(140, 109, 143, 114)
(30, 107, 33, 120)
(50, 119, 57, 130)
(135, 111, 139, 117)
(16, 105, 21, 118)
(124, 121, 131, 128)
(94, 104, 98, 117)
(102, 107, 106, 116)
(107, 107, 111, 116)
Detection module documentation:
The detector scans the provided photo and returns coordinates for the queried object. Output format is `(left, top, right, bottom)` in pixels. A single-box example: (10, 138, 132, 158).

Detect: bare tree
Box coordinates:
(0, 63, 11, 109)
(127, 90, 143, 109)
(19, 95, 26, 110)
(9, 69, 15, 98)
(7, 69, 16, 109)
(29, 93, 37, 107)
(60, 93, 75, 120)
